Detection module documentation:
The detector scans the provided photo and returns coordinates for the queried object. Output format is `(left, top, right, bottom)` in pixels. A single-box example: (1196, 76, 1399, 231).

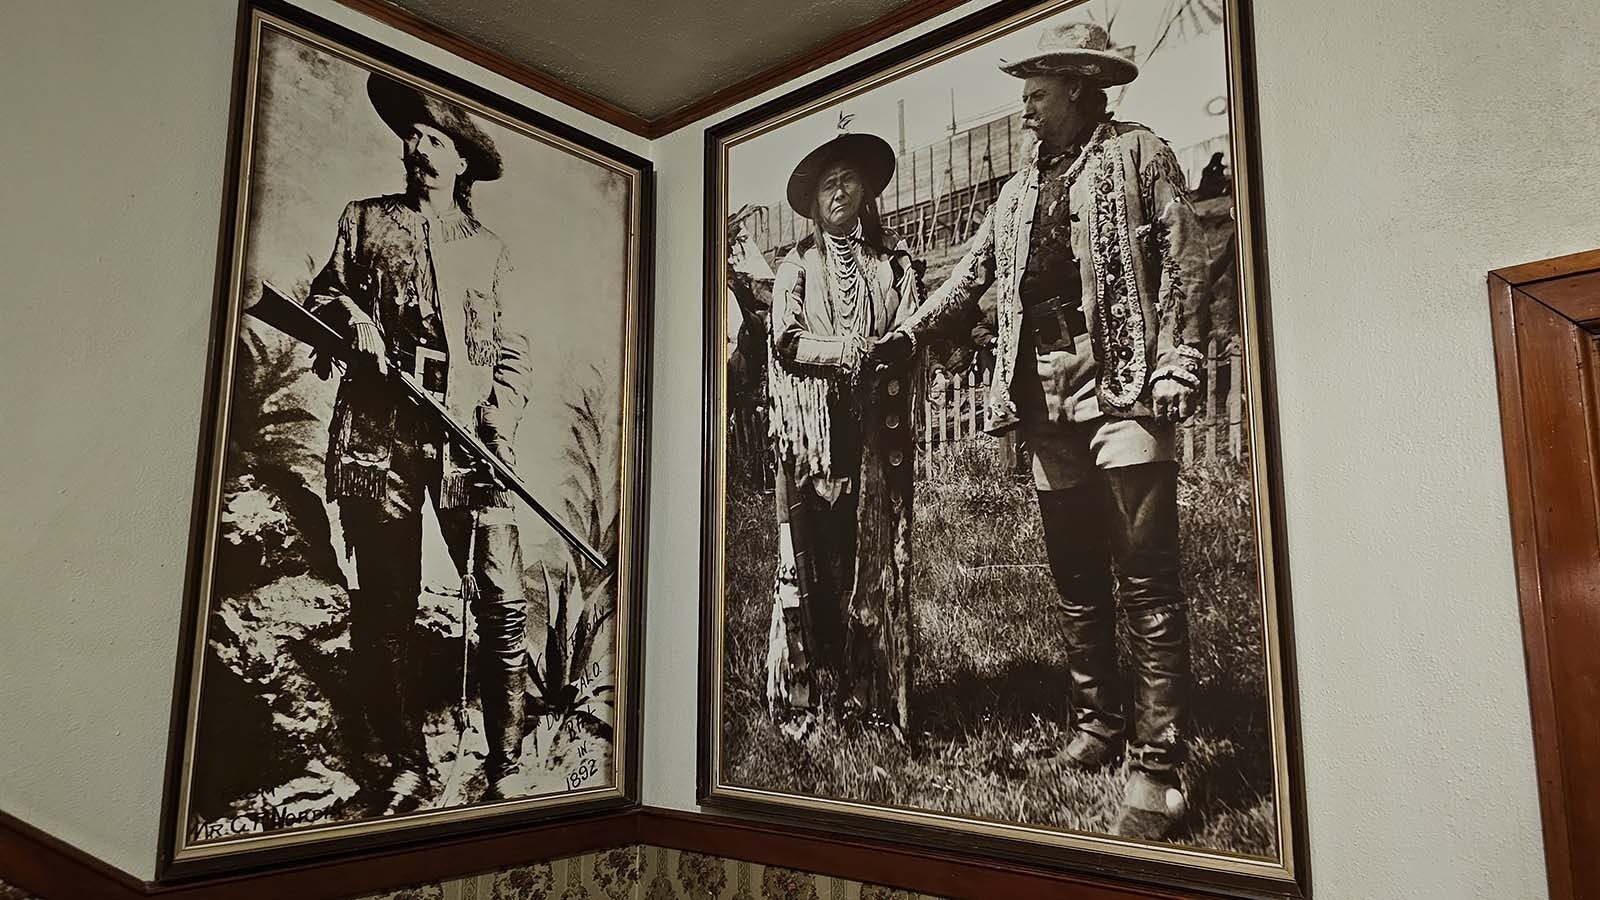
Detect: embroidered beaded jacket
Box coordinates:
(901, 120, 1211, 433)
(304, 194, 532, 510)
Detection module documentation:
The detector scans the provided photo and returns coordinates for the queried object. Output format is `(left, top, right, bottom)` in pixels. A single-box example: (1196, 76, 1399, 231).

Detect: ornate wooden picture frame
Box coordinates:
(161, 0, 652, 877)
(698, 0, 1307, 896)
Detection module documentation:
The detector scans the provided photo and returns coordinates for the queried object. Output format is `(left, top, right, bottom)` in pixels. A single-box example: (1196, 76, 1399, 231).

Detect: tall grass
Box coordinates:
(720, 438, 1276, 857)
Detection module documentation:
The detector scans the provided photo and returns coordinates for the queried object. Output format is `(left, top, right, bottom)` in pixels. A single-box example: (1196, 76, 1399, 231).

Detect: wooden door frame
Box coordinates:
(1489, 248, 1600, 900)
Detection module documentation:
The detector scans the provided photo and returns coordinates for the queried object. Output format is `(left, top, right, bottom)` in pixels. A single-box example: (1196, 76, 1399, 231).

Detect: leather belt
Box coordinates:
(1022, 295, 1086, 353)
(391, 333, 448, 402)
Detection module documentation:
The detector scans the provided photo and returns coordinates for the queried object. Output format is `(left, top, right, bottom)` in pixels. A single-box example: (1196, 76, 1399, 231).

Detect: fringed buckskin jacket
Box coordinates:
(902, 121, 1211, 432)
(305, 195, 531, 511)
(767, 227, 919, 483)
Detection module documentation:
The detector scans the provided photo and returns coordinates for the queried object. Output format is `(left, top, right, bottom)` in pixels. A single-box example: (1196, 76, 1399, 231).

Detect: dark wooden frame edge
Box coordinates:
(157, 0, 654, 881)
(693, 1, 1307, 898)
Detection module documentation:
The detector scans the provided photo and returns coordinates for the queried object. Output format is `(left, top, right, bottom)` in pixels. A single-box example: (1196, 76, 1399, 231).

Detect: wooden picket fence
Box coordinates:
(723, 338, 1247, 488)
(915, 337, 1247, 479)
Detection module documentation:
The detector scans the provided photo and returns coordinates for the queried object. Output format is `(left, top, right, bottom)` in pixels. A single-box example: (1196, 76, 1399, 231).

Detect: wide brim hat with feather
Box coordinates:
(998, 21, 1138, 87)
(786, 132, 896, 218)
(367, 73, 503, 182)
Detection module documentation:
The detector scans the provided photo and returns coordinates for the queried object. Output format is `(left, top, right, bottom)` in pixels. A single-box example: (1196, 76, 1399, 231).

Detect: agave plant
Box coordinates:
(526, 557, 615, 738)
(525, 366, 622, 738)
(559, 364, 617, 583)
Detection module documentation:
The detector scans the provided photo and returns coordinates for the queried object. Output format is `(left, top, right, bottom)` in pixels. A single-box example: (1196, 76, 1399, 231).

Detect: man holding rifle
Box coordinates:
(302, 72, 531, 813)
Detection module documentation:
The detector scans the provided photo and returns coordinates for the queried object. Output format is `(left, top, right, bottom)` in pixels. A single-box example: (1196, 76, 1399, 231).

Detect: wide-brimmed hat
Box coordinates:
(998, 22, 1138, 87)
(786, 132, 896, 218)
(367, 73, 503, 182)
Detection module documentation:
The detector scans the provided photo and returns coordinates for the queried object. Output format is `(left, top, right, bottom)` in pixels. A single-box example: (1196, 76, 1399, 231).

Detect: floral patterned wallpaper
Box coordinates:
(356, 846, 947, 900)
(354, 846, 641, 900)
(2, 845, 947, 900)
(636, 846, 944, 900)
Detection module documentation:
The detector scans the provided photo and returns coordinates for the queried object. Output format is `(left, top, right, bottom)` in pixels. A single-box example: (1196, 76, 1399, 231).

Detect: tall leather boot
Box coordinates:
(1103, 462, 1190, 840)
(378, 629, 435, 816)
(341, 502, 434, 817)
(470, 522, 529, 802)
(478, 654, 527, 801)
(1037, 486, 1124, 767)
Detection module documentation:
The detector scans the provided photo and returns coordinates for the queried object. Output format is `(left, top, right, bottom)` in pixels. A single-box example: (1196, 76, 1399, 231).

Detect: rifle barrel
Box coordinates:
(246, 282, 609, 571)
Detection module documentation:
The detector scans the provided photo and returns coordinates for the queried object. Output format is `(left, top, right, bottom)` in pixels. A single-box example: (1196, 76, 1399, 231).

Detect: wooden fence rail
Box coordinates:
(725, 338, 1245, 489)
(915, 338, 1246, 478)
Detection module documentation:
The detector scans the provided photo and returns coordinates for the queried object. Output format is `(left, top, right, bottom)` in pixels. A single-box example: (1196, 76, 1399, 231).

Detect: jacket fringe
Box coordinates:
(766, 345, 834, 482)
(438, 461, 511, 510)
(327, 458, 388, 501)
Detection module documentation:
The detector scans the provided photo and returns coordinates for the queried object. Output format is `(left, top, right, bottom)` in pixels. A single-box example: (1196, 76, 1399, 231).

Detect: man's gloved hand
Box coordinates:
(471, 451, 510, 491)
(865, 331, 915, 368)
(351, 321, 388, 376)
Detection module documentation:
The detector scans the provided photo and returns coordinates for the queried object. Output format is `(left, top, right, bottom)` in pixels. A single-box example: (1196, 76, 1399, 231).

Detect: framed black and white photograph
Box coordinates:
(699, 0, 1304, 895)
(162, 0, 651, 876)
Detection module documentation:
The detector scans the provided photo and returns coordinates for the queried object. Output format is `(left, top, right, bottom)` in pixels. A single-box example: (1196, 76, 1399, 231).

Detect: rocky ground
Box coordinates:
(187, 467, 613, 842)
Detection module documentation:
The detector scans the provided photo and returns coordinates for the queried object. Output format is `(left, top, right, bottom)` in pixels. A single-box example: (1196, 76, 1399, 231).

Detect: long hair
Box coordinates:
(453, 177, 476, 218)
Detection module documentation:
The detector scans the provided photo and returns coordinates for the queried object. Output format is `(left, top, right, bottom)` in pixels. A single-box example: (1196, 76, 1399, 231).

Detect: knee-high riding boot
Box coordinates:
(478, 652, 527, 797)
(470, 522, 529, 799)
(1037, 486, 1124, 746)
(1103, 462, 1189, 775)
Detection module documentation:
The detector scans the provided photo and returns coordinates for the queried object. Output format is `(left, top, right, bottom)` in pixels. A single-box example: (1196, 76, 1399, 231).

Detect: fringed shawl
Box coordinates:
(767, 348, 837, 482)
(767, 227, 879, 483)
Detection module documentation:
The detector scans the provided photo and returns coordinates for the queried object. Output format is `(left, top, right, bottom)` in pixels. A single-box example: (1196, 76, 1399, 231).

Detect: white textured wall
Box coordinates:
(644, 1, 1600, 898)
(0, 0, 647, 881)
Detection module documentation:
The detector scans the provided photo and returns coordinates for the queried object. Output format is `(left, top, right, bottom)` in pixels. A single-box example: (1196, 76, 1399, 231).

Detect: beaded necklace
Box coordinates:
(822, 222, 869, 369)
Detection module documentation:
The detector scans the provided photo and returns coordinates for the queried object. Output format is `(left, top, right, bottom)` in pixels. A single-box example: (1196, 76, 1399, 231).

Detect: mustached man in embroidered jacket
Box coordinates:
(765, 133, 921, 738)
(876, 22, 1212, 840)
(303, 73, 533, 814)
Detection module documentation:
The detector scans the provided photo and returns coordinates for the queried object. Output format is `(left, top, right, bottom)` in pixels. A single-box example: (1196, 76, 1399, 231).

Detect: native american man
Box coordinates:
(765, 133, 922, 737)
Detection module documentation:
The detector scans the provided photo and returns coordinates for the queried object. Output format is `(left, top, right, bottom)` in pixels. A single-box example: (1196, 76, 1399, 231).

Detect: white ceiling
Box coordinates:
(389, 0, 920, 120)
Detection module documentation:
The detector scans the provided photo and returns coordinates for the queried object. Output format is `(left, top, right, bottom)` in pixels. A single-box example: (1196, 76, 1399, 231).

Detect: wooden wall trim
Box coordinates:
(1491, 248, 1600, 288)
(0, 808, 636, 900)
(2, 805, 1257, 900)
(636, 807, 1215, 900)
(1489, 277, 1576, 900)
(1488, 250, 1600, 900)
(331, 0, 968, 138)
(644, 0, 967, 136)
(0, 811, 148, 900)
(329, 0, 653, 136)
